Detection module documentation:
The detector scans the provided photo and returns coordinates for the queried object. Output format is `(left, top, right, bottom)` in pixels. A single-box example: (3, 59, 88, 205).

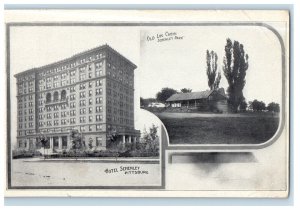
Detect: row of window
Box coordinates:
(38, 64, 105, 90)
(18, 115, 34, 122)
(18, 109, 34, 116)
(17, 95, 34, 103)
(17, 74, 35, 82)
(37, 53, 105, 77)
(18, 122, 34, 129)
(106, 115, 133, 124)
(38, 120, 104, 131)
(18, 87, 34, 94)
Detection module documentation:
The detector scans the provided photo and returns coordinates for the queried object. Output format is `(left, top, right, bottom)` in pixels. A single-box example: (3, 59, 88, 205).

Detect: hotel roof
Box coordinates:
(14, 44, 137, 77)
(166, 89, 226, 102)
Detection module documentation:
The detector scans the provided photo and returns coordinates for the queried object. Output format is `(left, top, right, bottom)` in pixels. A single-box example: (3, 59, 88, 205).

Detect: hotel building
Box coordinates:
(14, 44, 140, 152)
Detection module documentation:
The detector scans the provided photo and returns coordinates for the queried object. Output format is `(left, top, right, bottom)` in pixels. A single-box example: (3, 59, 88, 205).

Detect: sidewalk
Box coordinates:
(23, 157, 160, 163)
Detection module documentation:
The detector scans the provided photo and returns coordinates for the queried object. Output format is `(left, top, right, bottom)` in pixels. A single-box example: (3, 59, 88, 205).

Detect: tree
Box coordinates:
(106, 128, 119, 147)
(239, 100, 248, 112)
(156, 87, 178, 102)
(180, 88, 192, 93)
(250, 100, 266, 112)
(140, 97, 147, 107)
(70, 130, 84, 158)
(206, 50, 222, 90)
(37, 133, 48, 159)
(223, 39, 249, 112)
(267, 102, 280, 112)
(141, 124, 159, 156)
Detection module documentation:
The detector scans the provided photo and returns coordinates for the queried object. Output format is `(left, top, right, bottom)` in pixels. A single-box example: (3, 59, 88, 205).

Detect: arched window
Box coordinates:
(53, 91, 59, 101)
(61, 90, 67, 100)
(46, 93, 51, 103)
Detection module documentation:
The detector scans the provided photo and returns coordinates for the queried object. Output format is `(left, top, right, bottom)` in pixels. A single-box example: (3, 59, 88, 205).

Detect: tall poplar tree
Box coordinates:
(206, 50, 221, 90)
(223, 38, 249, 112)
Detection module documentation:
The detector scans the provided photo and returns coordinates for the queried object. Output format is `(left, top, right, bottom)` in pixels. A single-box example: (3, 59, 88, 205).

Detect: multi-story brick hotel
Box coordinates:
(15, 44, 140, 152)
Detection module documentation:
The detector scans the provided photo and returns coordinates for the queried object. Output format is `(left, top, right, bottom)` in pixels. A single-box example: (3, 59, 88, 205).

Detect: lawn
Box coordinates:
(155, 112, 280, 144)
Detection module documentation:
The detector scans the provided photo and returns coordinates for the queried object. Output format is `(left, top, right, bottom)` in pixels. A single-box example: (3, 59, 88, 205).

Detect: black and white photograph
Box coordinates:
(4, 9, 289, 198)
(8, 26, 164, 188)
(140, 26, 284, 146)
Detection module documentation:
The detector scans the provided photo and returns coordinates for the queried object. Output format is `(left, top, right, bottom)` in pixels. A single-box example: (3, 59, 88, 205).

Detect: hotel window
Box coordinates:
(70, 94, 75, 101)
(96, 79, 102, 86)
(80, 100, 86, 106)
(89, 107, 93, 114)
(96, 97, 102, 104)
(70, 70, 76, 76)
(29, 122, 33, 128)
(80, 74, 86, 81)
(70, 86, 76, 92)
(81, 117, 86, 123)
(89, 82, 93, 88)
(96, 88, 102, 95)
(61, 73, 67, 79)
(89, 73, 92, 78)
(47, 113, 51, 119)
(61, 111, 67, 117)
(54, 113, 59, 118)
(95, 70, 103, 77)
(96, 137, 102, 146)
(29, 109, 33, 114)
(96, 106, 102, 113)
(54, 75, 59, 80)
(89, 126, 92, 131)
(80, 91, 86, 98)
(61, 104, 66, 110)
(89, 90, 92, 97)
(70, 110, 76, 116)
(95, 62, 103, 68)
(54, 120, 59, 126)
(80, 108, 86, 115)
(70, 118, 76, 124)
(61, 80, 67, 86)
(89, 116, 93, 122)
(29, 95, 33, 100)
(80, 126, 85, 132)
(80, 84, 86, 90)
(70, 78, 76, 84)
(96, 115, 103, 122)
(89, 98, 92, 105)
(70, 102, 76, 108)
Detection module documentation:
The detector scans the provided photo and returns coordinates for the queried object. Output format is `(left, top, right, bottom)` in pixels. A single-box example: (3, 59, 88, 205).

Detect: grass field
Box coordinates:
(155, 112, 280, 144)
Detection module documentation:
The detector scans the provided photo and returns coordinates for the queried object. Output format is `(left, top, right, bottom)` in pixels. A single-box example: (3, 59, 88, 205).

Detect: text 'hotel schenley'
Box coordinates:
(15, 44, 140, 152)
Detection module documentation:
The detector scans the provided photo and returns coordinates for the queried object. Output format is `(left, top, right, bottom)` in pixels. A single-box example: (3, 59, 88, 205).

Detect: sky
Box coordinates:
(9, 24, 285, 146)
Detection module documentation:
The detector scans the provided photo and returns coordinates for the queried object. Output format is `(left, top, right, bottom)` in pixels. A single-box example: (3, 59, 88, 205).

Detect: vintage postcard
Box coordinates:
(4, 10, 289, 197)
